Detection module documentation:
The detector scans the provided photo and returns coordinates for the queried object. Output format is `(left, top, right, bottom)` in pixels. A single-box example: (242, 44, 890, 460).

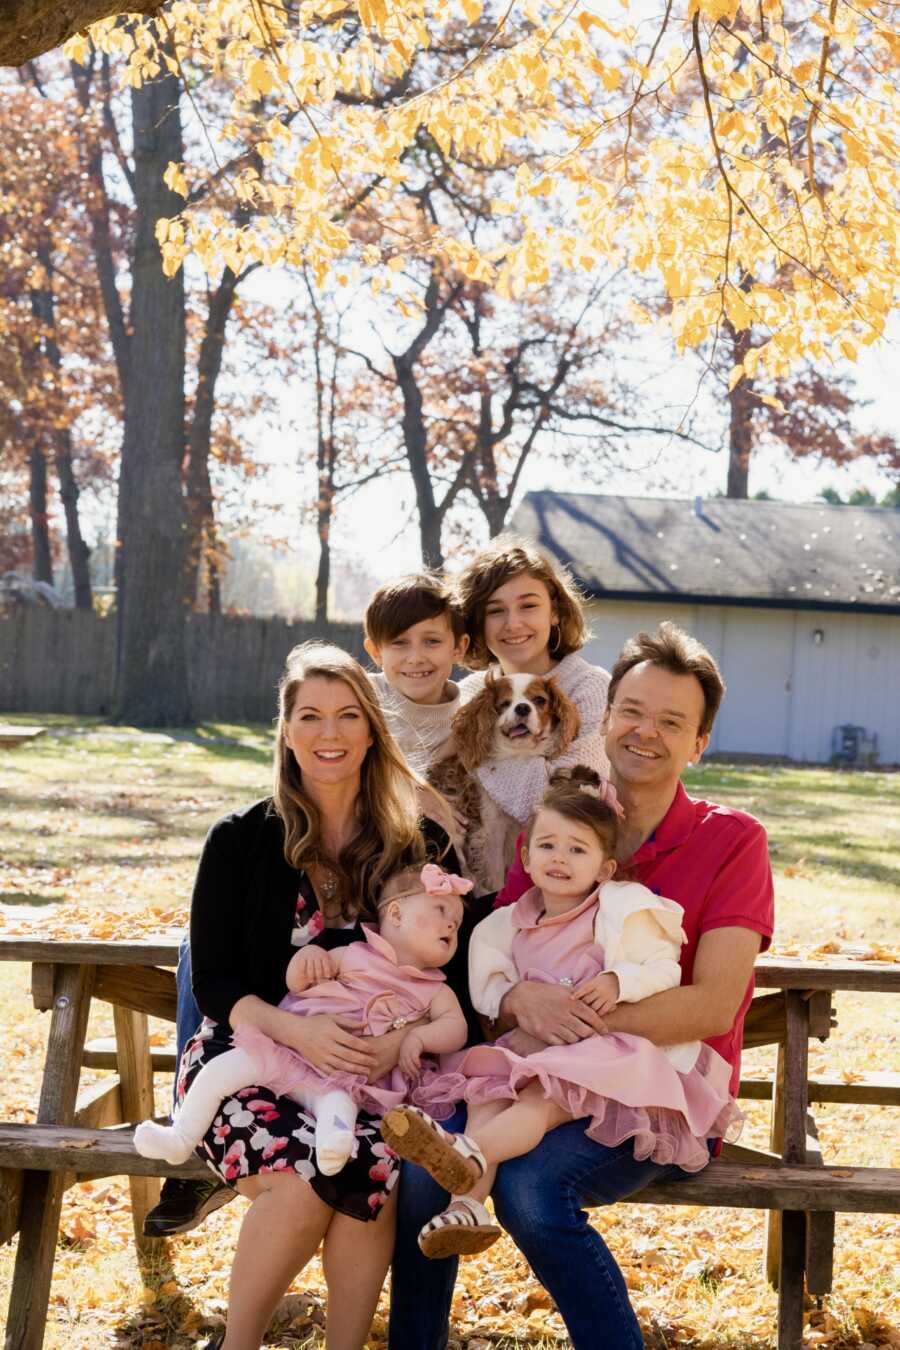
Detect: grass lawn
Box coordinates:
(0, 715, 898, 1349)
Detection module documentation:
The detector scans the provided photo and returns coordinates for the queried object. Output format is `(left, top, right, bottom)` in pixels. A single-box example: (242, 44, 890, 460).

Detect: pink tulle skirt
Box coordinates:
(232, 1024, 408, 1116)
(414, 1032, 742, 1173)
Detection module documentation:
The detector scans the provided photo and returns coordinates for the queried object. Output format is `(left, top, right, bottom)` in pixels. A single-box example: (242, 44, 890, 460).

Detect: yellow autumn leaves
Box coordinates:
(67, 0, 900, 384)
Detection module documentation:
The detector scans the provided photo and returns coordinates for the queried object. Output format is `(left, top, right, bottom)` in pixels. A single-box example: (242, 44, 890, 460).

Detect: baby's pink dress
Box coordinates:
(233, 925, 444, 1116)
(416, 889, 740, 1172)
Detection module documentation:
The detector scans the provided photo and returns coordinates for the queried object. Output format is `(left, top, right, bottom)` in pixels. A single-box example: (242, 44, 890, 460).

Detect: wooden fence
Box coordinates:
(0, 611, 366, 721)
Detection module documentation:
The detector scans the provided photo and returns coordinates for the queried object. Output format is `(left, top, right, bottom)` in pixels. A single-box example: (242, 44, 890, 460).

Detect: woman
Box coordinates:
(182, 642, 483, 1350)
(455, 533, 611, 824)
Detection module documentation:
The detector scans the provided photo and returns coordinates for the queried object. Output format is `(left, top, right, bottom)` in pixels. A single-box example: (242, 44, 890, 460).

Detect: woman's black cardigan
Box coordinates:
(190, 797, 491, 1047)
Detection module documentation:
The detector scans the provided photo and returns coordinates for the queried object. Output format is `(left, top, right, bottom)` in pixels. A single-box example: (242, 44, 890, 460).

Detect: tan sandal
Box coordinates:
(380, 1105, 486, 1195)
(418, 1196, 501, 1259)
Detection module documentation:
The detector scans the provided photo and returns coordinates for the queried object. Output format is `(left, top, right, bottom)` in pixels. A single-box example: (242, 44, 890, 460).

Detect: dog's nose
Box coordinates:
(514, 703, 531, 717)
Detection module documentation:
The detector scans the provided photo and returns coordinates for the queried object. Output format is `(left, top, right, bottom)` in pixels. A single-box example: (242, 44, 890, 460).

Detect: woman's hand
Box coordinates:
(365, 1018, 428, 1083)
(286, 945, 337, 993)
(573, 972, 619, 1016)
(275, 1011, 376, 1076)
(499, 981, 608, 1045)
(398, 1030, 427, 1079)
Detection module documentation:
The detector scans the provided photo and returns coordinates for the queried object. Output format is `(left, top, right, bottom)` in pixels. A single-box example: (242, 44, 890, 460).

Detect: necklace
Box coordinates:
(314, 862, 341, 902)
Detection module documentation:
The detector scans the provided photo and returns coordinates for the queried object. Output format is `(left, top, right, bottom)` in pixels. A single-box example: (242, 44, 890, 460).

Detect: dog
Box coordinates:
(429, 670, 580, 894)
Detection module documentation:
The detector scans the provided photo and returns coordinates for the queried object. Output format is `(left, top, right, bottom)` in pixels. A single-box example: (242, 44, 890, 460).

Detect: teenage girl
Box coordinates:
(454, 534, 612, 831)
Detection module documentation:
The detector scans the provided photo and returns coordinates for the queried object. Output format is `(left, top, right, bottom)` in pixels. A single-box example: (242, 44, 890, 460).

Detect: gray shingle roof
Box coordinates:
(510, 492, 900, 612)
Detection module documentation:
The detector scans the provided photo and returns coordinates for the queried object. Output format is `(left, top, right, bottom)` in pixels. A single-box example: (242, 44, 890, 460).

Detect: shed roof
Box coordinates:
(510, 492, 900, 613)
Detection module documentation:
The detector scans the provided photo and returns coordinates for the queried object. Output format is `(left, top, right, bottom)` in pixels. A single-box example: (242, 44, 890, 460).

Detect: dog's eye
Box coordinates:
(532, 696, 547, 707)
(498, 699, 512, 711)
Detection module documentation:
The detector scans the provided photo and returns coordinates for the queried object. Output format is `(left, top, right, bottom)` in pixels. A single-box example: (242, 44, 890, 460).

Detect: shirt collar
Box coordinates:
(361, 923, 447, 980)
(628, 781, 696, 866)
(511, 885, 600, 930)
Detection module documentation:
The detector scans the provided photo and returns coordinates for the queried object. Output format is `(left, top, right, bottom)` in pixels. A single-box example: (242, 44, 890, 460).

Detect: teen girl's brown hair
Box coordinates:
(454, 534, 589, 670)
(527, 765, 619, 856)
(273, 642, 428, 920)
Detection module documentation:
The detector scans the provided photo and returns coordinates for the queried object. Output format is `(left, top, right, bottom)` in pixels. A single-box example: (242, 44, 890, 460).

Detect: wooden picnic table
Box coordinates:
(0, 938, 898, 1350)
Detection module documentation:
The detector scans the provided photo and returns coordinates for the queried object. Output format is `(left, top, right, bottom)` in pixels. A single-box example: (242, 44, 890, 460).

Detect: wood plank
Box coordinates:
(0, 1124, 208, 1180)
(782, 991, 810, 1166)
(721, 1142, 784, 1167)
(5, 963, 95, 1350)
(766, 1041, 787, 1289)
(804, 1110, 834, 1297)
(742, 991, 786, 1050)
(756, 956, 900, 994)
(93, 964, 176, 1022)
(0, 726, 46, 747)
(82, 1037, 177, 1074)
(0, 1168, 22, 1245)
(73, 1079, 123, 1130)
(0, 938, 181, 966)
(113, 1007, 161, 1257)
(740, 1071, 900, 1106)
(777, 1209, 806, 1350)
(30, 963, 55, 1013)
(2, 1126, 897, 1214)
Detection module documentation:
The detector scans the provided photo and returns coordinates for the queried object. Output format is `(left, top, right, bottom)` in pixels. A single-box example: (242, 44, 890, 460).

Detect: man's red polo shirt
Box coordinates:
(627, 782, 774, 1096)
(496, 782, 774, 1097)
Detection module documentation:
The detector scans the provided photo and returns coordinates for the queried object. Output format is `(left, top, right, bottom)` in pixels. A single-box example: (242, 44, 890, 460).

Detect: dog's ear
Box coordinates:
(452, 685, 499, 772)
(547, 679, 581, 752)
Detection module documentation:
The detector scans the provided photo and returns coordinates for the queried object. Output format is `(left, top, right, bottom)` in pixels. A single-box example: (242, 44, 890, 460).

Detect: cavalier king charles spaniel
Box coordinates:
(428, 670, 580, 893)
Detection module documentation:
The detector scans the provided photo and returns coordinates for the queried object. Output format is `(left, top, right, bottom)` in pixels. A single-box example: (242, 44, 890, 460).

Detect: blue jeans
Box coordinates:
(173, 935, 202, 1110)
(388, 1106, 683, 1350)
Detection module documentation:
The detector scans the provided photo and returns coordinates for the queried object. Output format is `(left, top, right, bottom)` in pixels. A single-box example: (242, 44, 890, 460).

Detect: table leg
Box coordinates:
(5, 963, 95, 1350)
(765, 1036, 786, 1288)
(112, 1005, 161, 1261)
(775, 990, 811, 1350)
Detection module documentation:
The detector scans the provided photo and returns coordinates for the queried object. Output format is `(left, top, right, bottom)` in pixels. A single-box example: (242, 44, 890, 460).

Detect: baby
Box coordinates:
(135, 864, 472, 1177)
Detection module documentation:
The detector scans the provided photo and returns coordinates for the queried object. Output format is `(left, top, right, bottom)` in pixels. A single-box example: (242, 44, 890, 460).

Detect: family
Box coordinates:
(136, 535, 774, 1350)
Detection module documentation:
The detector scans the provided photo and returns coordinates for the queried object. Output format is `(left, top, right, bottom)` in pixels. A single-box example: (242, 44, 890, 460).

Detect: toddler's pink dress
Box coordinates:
(416, 888, 740, 1172)
(233, 925, 444, 1116)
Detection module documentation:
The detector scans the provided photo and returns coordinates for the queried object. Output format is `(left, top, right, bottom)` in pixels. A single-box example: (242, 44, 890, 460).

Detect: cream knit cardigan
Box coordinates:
(457, 652, 611, 825)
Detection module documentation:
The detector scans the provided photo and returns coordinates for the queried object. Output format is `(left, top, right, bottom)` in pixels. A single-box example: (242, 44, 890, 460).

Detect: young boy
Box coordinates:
(363, 572, 469, 776)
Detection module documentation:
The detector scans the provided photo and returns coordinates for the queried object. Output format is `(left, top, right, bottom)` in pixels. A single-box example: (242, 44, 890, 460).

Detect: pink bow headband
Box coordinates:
(419, 863, 474, 897)
(573, 779, 626, 821)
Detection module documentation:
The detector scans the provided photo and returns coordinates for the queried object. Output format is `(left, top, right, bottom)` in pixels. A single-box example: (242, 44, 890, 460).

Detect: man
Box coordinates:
(389, 622, 774, 1350)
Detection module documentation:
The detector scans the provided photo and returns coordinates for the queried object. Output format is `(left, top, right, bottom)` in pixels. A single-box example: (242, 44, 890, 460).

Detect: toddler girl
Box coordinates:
(385, 768, 741, 1257)
(135, 864, 471, 1177)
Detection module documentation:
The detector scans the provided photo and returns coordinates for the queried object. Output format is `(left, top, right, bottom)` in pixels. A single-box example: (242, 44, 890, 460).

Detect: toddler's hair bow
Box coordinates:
(420, 863, 474, 897)
(577, 779, 626, 821)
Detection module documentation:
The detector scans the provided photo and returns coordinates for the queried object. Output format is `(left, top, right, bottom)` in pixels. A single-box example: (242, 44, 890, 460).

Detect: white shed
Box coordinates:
(510, 492, 900, 765)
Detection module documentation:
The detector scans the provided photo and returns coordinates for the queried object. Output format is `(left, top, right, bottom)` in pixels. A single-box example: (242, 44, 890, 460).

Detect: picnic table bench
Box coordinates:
(0, 938, 898, 1350)
(0, 726, 46, 750)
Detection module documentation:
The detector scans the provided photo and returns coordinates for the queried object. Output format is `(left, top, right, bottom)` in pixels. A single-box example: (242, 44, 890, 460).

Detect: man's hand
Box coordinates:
(573, 971, 619, 1016)
(277, 1013, 375, 1076)
(500, 981, 608, 1045)
(286, 945, 337, 993)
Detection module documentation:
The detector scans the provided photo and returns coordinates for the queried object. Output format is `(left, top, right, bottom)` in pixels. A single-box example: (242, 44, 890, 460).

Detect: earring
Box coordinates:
(549, 623, 561, 655)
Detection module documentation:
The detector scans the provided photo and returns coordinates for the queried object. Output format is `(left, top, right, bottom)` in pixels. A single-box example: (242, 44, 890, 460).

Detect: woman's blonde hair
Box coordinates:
(273, 642, 427, 920)
(455, 534, 589, 670)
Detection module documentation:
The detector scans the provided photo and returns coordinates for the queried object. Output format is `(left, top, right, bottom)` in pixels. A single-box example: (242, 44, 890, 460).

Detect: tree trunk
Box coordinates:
(114, 67, 190, 725)
(184, 268, 239, 610)
(31, 246, 93, 608)
(28, 444, 54, 585)
(394, 355, 445, 568)
(725, 320, 753, 499)
(55, 431, 93, 609)
(0, 0, 165, 66)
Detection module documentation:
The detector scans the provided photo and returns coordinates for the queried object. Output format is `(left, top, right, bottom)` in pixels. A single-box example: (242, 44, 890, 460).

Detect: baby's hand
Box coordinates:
(286, 945, 337, 992)
(572, 972, 619, 1016)
(398, 1030, 427, 1079)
